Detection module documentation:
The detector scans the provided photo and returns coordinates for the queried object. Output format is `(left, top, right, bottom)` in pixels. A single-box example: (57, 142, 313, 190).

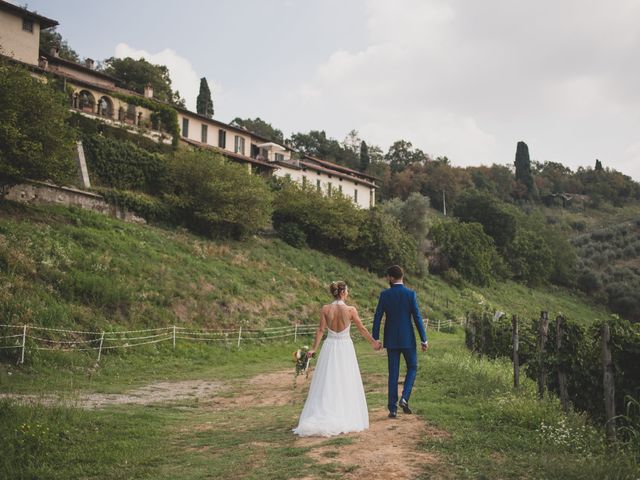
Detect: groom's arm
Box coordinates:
(372, 293, 384, 341)
(411, 291, 428, 344)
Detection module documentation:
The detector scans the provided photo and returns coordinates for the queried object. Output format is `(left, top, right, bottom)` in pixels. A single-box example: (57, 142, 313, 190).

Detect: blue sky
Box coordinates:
(22, 0, 640, 180)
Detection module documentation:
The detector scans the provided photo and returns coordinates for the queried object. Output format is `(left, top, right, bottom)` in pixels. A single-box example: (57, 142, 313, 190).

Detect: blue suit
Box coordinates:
(372, 283, 427, 412)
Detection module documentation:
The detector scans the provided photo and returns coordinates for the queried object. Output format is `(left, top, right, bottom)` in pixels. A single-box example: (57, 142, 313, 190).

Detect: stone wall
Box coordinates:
(1, 181, 145, 224)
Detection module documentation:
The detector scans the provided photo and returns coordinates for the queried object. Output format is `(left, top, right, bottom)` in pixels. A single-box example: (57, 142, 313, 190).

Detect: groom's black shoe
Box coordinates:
(399, 398, 412, 414)
(388, 410, 397, 419)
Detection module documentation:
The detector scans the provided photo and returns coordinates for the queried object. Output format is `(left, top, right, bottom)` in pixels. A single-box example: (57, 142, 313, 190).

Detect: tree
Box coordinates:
(102, 57, 178, 104)
(0, 59, 76, 184)
(231, 117, 284, 144)
(595, 159, 603, 171)
(166, 150, 273, 239)
(506, 229, 553, 285)
(428, 220, 504, 286)
(288, 130, 358, 168)
(359, 141, 370, 172)
(196, 77, 214, 118)
(514, 141, 538, 200)
(453, 190, 518, 252)
(385, 140, 426, 173)
(39, 27, 79, 62)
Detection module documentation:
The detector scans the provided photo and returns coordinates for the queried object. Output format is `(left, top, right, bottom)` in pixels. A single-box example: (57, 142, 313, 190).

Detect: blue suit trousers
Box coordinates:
(387, 347, 418, 412)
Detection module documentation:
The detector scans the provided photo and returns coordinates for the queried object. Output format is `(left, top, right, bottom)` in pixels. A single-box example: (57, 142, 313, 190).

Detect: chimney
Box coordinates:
(49, 45, 59, 57)
(144, 83, 154, 99)
(84, 58, 95, 70)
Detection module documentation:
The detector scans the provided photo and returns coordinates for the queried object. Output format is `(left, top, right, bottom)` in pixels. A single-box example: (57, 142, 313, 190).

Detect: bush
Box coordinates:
(507, 229, 554, 286)
(81, 134, 170, 194)
(278, 222, 307, 248)
(428, 220, 504, 286)
(0, 58, 76, 184)
(166, 150, 273, 239)
(98, 188, 170, 222)
(272, 180, 362, 253)
(353, 209, 418, 274)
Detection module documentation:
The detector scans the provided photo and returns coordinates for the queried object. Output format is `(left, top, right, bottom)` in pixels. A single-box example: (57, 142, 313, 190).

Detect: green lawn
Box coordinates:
(1, 332, 638, 479)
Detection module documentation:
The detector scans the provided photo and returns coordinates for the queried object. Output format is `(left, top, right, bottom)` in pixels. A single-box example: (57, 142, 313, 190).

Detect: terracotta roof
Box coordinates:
(44, 53, 119, 82)
(180, 137, 276, 169)
(0, 0, 58, 29)
(303, 154, 379, 181)
(298, 160, 378, 189)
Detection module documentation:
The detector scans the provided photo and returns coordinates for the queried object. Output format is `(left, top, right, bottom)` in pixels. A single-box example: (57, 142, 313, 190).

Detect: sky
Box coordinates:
(21, 0, 640, 179)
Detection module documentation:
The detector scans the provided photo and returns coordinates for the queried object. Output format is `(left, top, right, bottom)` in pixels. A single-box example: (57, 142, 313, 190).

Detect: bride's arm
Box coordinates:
(307, 307, 327, 357)
(351, 307, 379, 348)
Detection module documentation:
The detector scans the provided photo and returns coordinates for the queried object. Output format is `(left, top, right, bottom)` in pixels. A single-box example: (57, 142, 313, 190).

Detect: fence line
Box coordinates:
(0, 315, 462, 365)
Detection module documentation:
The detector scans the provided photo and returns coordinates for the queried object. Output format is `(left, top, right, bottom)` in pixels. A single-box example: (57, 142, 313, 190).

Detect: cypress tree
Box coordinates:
(595, 159, 603, 171)
(514, 141, 537, 199)
(196, 77, 214, 118)
(359, 141, 370, 172)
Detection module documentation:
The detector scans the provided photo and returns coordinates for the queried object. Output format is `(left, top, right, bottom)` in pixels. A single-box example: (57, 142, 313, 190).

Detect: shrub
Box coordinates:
(0, 58, 76, 184)
(278, 222, 307, 248)
(428, 220, 504, 286)
(81, 134, 170, 194)
(506, 229, 554, 286)
(272, 180, 362, 254)
(166, 150, 273, 239)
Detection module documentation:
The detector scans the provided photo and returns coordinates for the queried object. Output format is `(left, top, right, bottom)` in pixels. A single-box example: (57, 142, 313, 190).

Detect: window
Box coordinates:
(354, 189, 358, 203)
(22, 18, 33, 32)
(234, 135, 245, 155)
(327, 182, 333, 195)
(302, 176, 307, 187)
(316, 179, 321, 192)
(201, 124, 208, 144)
(274, 153, 284, 163)
(182, 118, 189, 138)
(370, 189, 374, 207)
(338, 185, 343, 193)
(218, 129, 227, 148)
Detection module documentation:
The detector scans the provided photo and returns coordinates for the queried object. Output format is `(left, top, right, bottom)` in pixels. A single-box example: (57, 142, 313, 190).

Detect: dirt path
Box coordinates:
(2, 369, 449, 479)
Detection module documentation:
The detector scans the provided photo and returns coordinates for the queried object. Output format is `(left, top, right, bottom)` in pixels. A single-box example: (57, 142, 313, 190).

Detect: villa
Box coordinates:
(0, 0, 377, 208)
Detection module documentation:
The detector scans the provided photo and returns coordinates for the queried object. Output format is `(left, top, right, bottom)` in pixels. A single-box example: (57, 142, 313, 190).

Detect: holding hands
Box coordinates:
(372, 340, 383, 351)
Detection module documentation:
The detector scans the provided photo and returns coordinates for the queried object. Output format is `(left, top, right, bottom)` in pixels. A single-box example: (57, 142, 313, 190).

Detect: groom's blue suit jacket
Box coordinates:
(373, 284, 427, 349)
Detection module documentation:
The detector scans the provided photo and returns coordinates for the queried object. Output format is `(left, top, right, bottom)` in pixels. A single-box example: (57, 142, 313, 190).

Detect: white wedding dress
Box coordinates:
(293, 302, 369, 437)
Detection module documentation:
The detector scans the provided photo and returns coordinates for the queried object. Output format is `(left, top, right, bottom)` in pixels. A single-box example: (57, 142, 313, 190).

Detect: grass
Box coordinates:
(1, 333, 638, 479)
(0, 201, 636, 478)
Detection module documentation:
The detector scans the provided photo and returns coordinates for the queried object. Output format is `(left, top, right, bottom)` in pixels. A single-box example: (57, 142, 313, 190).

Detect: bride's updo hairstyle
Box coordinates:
(329, 281, 348, 299)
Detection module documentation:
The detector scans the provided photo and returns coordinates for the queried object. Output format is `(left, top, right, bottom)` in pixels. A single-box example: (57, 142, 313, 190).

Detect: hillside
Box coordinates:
(1, 201, 639, 479)
(0, 201, 609, 338)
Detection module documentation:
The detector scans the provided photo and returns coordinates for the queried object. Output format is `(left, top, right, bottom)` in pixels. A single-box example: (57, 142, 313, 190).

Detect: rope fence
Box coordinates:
(0, 316, 464, 365)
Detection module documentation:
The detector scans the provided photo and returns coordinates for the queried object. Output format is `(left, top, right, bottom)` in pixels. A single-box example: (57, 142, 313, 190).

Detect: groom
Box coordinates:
(372, 265, 428, 418)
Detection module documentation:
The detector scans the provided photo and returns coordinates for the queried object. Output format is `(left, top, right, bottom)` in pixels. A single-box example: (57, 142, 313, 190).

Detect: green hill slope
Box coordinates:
(0, 201, 608, 336)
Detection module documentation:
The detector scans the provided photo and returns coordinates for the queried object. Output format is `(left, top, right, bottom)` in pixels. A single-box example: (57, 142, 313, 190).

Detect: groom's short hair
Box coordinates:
(387, 265, 404, 280)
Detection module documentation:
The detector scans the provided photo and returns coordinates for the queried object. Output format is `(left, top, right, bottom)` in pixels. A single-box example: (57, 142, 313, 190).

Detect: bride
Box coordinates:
(293, 281, 382, 437)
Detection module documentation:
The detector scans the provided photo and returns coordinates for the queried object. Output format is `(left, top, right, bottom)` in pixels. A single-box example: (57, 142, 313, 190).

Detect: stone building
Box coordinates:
(0, 0, 378, 208)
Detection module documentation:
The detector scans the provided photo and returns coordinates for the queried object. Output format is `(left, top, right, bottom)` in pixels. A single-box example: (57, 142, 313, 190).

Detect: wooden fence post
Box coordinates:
(602, 323, 617, 442)
(465, 313, 476, 351)
(512, 315, 519, 388)
(294, 323, 298, 343)
(556, 315, 569, 412)
(437, 319, 441, 332)
(237, 326, 242, 349)
(173, 325, 176, 349)
(19, 325, 27, 365)
(97, 331, 105, 363)
(537, 311, 549, 399)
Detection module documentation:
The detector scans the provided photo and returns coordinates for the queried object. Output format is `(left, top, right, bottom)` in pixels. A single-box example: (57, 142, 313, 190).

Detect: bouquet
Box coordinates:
(293, 345, 314, 379)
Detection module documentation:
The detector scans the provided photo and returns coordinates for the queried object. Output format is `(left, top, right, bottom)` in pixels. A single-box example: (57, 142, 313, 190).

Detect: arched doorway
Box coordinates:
(78, 90, 95, 113)
(97, 96, 113, 118)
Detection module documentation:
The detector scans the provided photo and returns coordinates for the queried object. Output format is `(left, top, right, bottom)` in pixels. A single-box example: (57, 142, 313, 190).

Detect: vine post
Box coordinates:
(537, 311, 549, 399)
(602, 323, 616, 443)
(512, 315, 519, 388)
(556, 315, 569, 412)
(97, 331, 105, 363)
(237, 326, 242, 349)
(19, 325, 27, 365)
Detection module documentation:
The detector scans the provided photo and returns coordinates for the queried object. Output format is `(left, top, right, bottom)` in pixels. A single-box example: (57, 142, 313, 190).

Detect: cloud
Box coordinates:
(285, 0, 640, 178)
(113, 43, 204, 110)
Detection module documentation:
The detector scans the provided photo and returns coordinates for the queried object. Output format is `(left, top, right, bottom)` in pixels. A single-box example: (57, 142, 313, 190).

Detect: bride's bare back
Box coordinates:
(324, 303, 352, 332)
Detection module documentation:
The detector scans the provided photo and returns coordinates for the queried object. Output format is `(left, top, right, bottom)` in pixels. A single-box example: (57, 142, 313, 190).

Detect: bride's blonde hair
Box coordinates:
(329, 281, 348, 299)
